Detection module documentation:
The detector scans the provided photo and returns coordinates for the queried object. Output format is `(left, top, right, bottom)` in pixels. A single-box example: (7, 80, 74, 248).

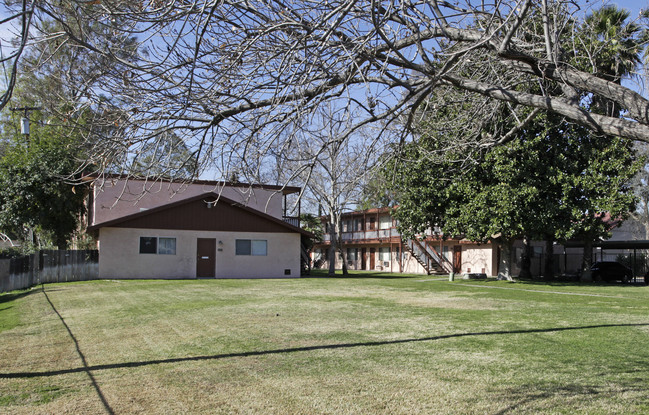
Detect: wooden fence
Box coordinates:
(0, 250, 98, 293)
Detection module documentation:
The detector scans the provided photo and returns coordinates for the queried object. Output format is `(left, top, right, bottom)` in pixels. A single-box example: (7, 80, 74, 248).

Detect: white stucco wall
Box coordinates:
(92, 178, 284, 225)
(98, 227, 301, 279)
(400, 253, 428, 274)
(459, 244, 495, 276)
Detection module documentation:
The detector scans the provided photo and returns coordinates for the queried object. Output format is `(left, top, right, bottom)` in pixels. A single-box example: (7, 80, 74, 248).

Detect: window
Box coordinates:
(139, 237, 157, 254)
(345, 248, 358, 261)
(236, 239, 267, 256)
(379, 247, 390, 262)
(236, 239, 251, 255)
(158, 238, 176, 255)
(139, 237, 176, 255)
(252, 240, 267, 256)
(379, 215, 392, 230)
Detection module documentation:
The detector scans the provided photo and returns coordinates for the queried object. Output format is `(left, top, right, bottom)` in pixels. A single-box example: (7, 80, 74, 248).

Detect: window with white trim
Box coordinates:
(235, 239, 267, 256)
(379, 215, 392, 230)
(139, 237, 176, 255)
(158, 238, 176, 255)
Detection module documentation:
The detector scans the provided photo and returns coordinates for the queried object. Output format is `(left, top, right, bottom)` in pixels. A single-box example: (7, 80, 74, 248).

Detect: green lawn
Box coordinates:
(1, 272, 648, 414)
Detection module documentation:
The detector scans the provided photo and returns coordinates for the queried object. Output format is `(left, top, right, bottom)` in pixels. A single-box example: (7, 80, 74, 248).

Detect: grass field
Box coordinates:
(1, 272, 648, 414)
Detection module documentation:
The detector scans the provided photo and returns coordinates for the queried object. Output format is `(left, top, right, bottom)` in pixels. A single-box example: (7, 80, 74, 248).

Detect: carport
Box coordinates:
(564, 240, 649, 282)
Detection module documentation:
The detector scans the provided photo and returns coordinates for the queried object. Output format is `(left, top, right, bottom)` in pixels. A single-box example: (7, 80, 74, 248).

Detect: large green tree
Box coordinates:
(0, 11, 138, 250)
(0, 114, 87, 249)
(387, 5, 644, 280)
(390, 117, 640, 280)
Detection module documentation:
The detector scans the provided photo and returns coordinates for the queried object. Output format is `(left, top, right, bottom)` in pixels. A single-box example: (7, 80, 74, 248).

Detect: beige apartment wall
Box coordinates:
(98, 227, 300, 279)
(315, 246, 429, 275)
(316, 243, 497, 276)
(400, 252, 428, 274)
(92, 178, 283, 225)
(458, 244, 495, 276)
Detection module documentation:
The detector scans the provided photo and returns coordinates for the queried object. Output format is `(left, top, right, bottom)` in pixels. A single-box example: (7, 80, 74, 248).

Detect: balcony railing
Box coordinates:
(282, 216, 300, 227)
(322, 228, 401, 242)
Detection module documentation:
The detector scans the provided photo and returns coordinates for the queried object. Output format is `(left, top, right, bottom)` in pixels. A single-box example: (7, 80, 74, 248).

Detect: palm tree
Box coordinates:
(581, 5, 647, 116)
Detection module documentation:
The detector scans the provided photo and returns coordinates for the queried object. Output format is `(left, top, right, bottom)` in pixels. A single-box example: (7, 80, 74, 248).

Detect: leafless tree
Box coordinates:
(275, 104, 386, 275)
(1, 0, 648, 184)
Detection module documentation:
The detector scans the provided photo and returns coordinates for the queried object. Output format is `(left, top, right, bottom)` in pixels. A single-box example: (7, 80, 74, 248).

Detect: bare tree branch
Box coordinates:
(1, 0, 647, 185)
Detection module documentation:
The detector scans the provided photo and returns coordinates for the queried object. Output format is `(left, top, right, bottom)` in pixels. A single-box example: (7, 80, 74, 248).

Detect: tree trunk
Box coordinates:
(301, 238, 312, 275)
(544, 239, 555, 280)
(56, 234, 68, 250)
(328, 221, 337, 276)
(519, 237, 532, 279)
(327, 242, 336, 276)
(338, 243, 349, 276)
(498, 240, 515, 281)
(580, 239, 594, 282)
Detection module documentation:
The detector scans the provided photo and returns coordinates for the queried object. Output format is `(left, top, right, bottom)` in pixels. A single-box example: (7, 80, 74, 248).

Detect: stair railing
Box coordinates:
(421, 242, 454, 274)
(406, 238, 434, 274)
(406, 238, 453, 274)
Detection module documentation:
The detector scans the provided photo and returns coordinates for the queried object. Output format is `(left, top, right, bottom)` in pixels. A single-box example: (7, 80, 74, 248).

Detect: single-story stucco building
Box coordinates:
(87, 176, 310, 279)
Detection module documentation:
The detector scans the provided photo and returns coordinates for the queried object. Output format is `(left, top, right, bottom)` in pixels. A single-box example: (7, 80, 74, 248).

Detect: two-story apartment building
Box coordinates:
(314, 208, 649, 279)
(313, 208, 499, 276)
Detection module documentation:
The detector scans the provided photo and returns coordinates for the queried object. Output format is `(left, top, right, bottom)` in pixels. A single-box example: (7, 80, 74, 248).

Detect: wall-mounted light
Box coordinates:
(218, 240, 223, 245)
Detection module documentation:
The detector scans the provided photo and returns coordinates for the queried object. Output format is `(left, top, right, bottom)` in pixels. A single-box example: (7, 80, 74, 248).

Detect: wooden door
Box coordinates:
(453, 245, 462, 274)
(361, 248, 367, 270)
(370, 248, 376, 270)
(196, 238, 216, 278)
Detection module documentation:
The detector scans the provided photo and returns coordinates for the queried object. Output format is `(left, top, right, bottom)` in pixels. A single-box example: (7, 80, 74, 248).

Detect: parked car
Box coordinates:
(591, 261, 633, 283)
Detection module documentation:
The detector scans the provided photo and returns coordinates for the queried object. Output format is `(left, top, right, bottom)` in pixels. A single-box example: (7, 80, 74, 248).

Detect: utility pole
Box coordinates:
(9, 106, 42, 247)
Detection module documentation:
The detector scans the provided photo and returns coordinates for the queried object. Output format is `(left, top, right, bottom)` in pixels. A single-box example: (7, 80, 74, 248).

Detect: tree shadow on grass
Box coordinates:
(39, 286, 115, 415)
(2, 322, 647, 382)
(304, 270, 426, 279)
(0, 288, 41, 304)
(492, 381, 649, 414)
(515, 279, 648, 289)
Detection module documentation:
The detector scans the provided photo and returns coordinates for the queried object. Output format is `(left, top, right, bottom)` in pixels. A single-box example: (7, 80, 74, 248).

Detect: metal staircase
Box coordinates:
(404, 238, 452, 275)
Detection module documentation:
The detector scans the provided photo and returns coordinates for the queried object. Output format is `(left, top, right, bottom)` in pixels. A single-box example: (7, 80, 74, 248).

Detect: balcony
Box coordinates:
(322, 228, 401, 243)
(282, 216, 300, 227)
